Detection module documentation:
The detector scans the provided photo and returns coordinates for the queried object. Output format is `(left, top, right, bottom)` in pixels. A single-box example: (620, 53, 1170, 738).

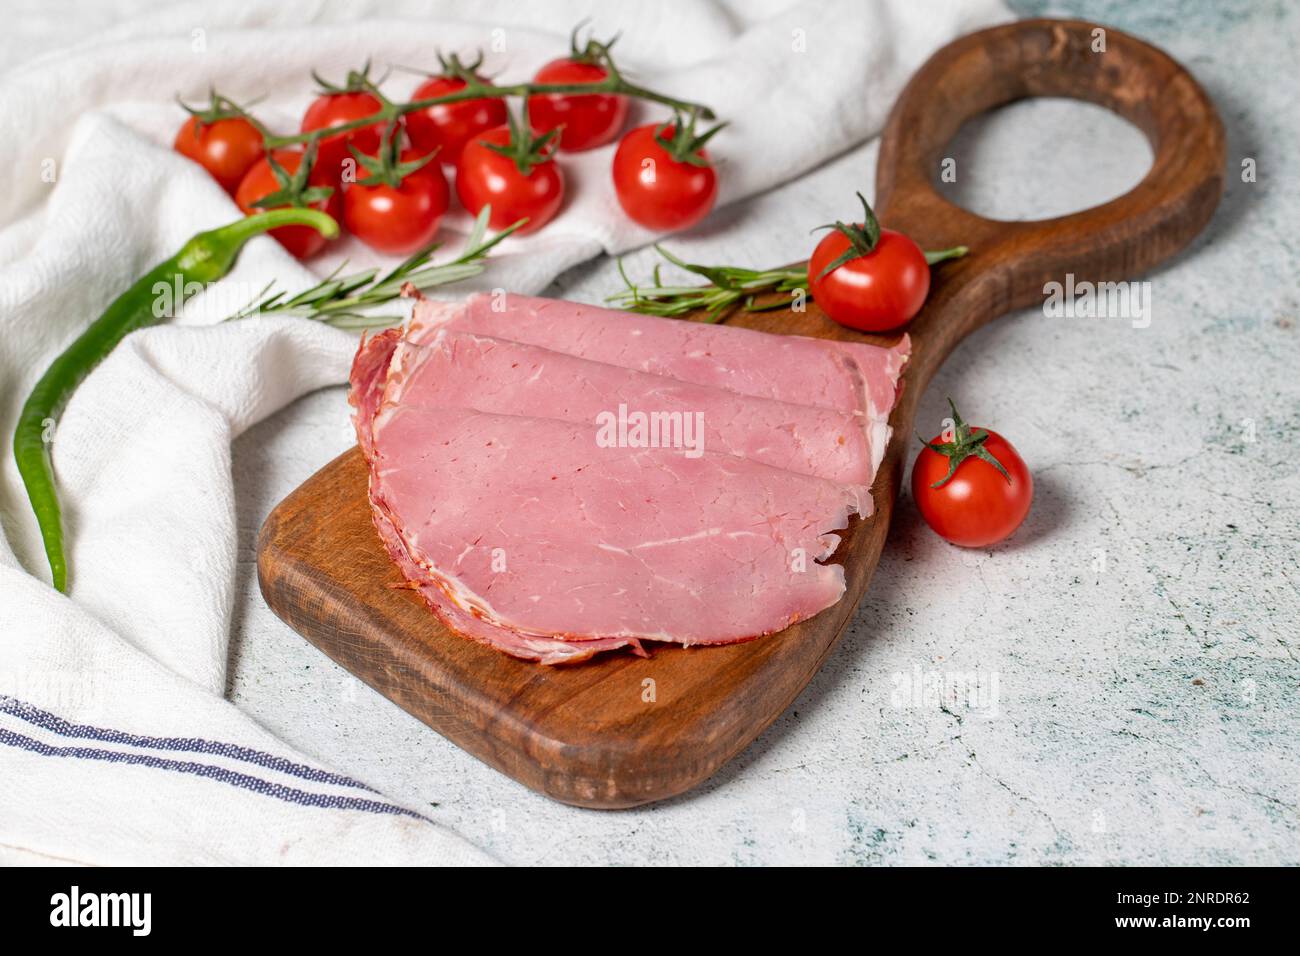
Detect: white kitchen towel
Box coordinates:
(0, 0, 1007, 865)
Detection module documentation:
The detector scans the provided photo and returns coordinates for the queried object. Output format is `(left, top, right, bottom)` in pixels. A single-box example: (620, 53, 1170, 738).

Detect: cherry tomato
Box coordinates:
(527, 59, 628, 151)
(612, 123, 718, 231)
(234, 149, 341, 259)
(808, 225, 930, 333)
(344, 150, 450, 255)
(912, 411, 1033, 548)
(456, 127, 565, 235)
(174, 114, 264, 194)
(405, 74, 508, 166)
(301, 90, 388, 181)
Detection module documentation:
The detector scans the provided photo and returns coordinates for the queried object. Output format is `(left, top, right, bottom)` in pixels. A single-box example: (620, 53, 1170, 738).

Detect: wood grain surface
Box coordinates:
(257, 19, 1224, 808)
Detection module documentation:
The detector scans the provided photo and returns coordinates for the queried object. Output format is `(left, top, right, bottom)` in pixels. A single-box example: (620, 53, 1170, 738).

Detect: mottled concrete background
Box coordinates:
(229, 0, 1299, 864)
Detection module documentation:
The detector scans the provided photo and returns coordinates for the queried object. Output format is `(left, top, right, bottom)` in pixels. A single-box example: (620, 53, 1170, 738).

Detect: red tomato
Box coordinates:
(405, 74, 508, 166)
(234, 149, 341, 259)
(808, 226, 930, 333)
(456, 127, 565, 234)
(612, 123, 718, 231)
(527, 59, 628, 151)
(301, 90, 388, 181)
(173, 115, 264, 194)
(344, 150, 450, 255)
(912, 416, 1033, 548)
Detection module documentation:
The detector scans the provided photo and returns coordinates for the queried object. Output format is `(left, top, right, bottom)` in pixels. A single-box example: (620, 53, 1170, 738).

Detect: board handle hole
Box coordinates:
(933, 98, 1153, 223)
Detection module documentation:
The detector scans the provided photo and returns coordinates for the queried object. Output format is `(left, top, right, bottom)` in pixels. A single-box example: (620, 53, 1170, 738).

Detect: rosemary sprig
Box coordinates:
(227, 206, 524, 330)
(607, 245, 806, 323)
(609, 227, 969, 323)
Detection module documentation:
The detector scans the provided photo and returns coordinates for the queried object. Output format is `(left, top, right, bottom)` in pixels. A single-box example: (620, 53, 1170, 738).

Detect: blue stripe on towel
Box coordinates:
(0, 725, 428, 821)
(0, 696, 374, 793)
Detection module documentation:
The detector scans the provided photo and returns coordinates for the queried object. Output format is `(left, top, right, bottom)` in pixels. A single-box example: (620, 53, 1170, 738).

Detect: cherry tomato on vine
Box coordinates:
(235, 148, 341, 259)
(457, 121, 564, 235)
(173, 92, 264, 194)
(174, 116, 264, 194)
(301, 69, 389, 181)
(612, 115, 723, 231)
(405, 59, 508, 166)
(808, 192, 966, 333)
(526, 32, 628, 152)
(345, 147, 450, 256)
(911, 400, 1033, 548)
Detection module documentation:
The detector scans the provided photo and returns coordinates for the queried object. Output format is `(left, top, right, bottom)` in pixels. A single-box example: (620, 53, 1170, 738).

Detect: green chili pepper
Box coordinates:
(13, 208, 339, 592)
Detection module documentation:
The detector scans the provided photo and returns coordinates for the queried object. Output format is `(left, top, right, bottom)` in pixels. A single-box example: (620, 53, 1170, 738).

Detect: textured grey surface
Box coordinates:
(228, 2, 1299, 865)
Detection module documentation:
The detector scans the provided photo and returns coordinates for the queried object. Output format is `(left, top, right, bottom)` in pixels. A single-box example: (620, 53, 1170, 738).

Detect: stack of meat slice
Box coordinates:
(349, 292, 909, 664)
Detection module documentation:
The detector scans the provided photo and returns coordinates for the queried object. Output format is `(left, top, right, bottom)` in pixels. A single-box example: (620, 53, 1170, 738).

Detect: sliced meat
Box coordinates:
(370, 490, 644, 664)
(386, 328, 886, 484)
(348, 294, 907, 664)
(409, 293, 909, 420)
(367, 404, 869, 645)
(351, 331, 644, 664)
(349, 327, 402, 460)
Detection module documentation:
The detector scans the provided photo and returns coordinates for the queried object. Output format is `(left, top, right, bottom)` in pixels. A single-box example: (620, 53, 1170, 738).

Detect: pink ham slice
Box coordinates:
(351, 330, 642, 663)
(349, 327, 400, 460)
(369, 480, 644, 664)
(385, 328, 885, 484)
(409, 293, 909, 420)
(349, 294, 909, 664)
(368, 404, 868, 647)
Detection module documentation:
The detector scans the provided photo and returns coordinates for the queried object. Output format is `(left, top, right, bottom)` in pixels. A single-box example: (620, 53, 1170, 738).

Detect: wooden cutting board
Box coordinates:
(257, 19, 1223, 808)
